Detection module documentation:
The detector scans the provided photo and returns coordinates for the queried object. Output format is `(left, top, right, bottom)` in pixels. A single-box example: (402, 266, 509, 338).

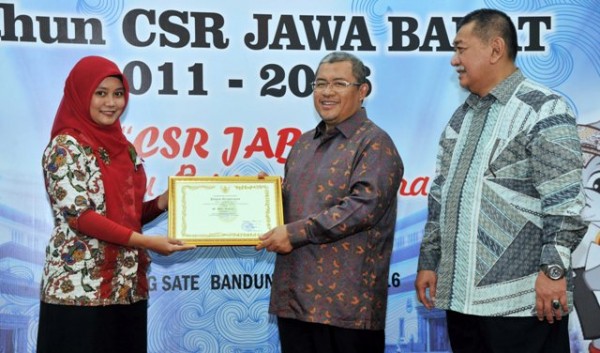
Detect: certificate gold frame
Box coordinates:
(168, 176, 283, 246)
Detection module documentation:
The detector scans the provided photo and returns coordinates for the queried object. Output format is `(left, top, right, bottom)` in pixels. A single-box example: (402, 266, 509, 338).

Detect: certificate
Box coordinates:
(168, 176, 284, 245)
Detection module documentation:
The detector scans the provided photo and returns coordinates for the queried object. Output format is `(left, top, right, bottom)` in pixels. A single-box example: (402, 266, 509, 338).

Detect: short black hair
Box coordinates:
(458, 8, 518, 61)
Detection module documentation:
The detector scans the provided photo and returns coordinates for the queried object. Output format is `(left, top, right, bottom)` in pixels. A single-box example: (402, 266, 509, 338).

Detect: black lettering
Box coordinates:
(0, 3, 36, 42)
(232, 274, 242, 288)
(221, 274, 231, 289)
(451, 16, 462, 32)
(391, 15, 550, 53)
(70, 18, 105, 44)
(388, 16, 420, 51)
(158, 10, 189, 48)
(270, 14, 304, 50)
(0, 3, 104, 44)
(122, 61, 152, 95)
(37, 17, 69, 43)
(340, 16, 376, 51)
(419, 17, 453, 52)
(245, 14, 271, 50)
(160, 275, 201, 291)
(210, 275, 220, 289)
(162, 275, 172, 291)
(518, 16, 550, 51)
(148, 275, 157, 291)
(209, 274, 273, 290)
(266, 274, 272, 288)
(246, 14, 374, 51)
(243, 274, 253, 289)
(122, 9, 156, 47)
(189, 275, 200, 290)
(35, 16, 104, 44)
(189, 12, 228, 48)
(300, 15, 344, 50)
(172, 275, 183, 290)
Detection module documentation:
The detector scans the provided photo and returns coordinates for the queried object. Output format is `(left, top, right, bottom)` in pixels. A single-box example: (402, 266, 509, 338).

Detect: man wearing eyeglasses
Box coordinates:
(256, 51, 403, 353)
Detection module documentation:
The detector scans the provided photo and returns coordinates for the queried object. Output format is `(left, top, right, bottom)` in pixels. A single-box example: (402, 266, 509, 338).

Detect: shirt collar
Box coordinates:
(466, 69, 525, 107)
(314, 108, 368, 139)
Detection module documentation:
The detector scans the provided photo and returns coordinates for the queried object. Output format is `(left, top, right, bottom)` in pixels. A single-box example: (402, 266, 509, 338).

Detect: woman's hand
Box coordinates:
(128, 232, 196, 255)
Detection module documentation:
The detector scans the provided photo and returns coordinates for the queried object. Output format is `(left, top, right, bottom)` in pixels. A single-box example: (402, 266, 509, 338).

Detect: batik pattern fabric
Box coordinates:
(418, 70, 588, 316)
(269, 109, 403, 330)
(41, 134, 150, 306)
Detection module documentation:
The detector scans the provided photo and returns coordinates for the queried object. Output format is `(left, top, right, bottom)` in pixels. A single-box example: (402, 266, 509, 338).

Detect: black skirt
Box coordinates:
(36, 300, 147, 353)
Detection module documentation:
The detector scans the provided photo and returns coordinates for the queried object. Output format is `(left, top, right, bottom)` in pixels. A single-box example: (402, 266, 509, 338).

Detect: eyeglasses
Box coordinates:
(311, 80, 361, 92)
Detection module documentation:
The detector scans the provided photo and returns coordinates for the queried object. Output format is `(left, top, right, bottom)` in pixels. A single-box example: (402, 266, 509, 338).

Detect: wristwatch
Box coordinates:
(540, 264, 565, 280)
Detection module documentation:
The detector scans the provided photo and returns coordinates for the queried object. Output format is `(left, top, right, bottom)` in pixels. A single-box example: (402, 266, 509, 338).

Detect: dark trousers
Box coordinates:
(277, 317, 385, 353)
(37, 300, 147, 353)
(446, 310, 570, 353)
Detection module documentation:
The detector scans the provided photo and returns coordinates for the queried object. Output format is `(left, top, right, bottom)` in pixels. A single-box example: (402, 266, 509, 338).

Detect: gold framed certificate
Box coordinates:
(168, 176, 283, 245)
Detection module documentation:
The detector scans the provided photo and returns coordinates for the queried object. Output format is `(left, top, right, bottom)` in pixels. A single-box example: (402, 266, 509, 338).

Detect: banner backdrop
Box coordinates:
(1, 1, 599, 352)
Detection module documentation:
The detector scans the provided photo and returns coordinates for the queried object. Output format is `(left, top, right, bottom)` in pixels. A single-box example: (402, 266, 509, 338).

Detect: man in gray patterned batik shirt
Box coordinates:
(415, 8, 588, 353)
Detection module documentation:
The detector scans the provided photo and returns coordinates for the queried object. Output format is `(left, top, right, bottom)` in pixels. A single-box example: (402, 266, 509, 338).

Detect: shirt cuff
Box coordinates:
(417, 252, 440, 272)
(286, 219, 311, 248)
(540, 244, 571, 269)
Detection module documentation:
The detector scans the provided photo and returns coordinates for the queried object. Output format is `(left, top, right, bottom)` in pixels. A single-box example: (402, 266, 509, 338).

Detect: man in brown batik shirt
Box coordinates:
(257, 51, 403, 353)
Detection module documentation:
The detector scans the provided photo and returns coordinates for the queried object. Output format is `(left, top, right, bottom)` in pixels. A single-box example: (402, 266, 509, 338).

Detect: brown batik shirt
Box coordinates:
(269, 108, 403, 330)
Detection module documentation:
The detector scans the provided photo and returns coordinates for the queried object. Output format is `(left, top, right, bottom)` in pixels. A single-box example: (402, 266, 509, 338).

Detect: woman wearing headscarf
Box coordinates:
(37, 56, 195, 353)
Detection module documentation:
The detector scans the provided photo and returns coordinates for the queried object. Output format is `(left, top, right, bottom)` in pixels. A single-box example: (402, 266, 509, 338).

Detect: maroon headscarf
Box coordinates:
(51, 56, 144, 232)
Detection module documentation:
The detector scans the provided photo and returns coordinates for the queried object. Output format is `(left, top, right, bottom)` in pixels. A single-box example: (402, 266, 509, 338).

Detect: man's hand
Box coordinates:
(415, 270, 437, 310)
(255, 225, 292, 254)
(535, 271, 568, 323)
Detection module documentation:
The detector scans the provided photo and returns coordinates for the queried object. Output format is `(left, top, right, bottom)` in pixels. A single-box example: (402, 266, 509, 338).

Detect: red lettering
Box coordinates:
(161, 127, 182, 158)
(134, 126, 160, 158)
(411, 176, 429, 196)
(130, 125, 300, 166)
(131, 126, 211, 161)
(222, 127, 243, 166)
(399, 176, 430, 196)
(183, 128, 209, 158)
(244, 128, 274, 159)
(275, 127, 301, 163)
(146, 176, 156, 197)
(176, 164, 197, 176)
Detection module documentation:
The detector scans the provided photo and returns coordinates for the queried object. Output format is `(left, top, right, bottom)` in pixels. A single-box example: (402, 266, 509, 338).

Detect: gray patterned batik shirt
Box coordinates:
(418, 69, 588, 316)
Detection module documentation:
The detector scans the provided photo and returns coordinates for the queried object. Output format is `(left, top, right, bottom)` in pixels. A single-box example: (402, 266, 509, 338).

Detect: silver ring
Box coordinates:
(552, 299, 560, 310)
